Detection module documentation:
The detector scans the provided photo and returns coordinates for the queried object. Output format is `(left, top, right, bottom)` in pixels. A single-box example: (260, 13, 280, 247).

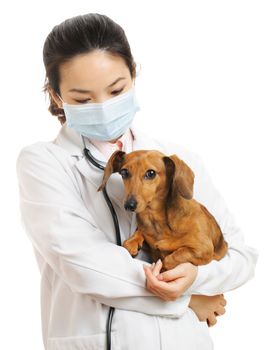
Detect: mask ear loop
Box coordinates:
(56, 94, 64, 104)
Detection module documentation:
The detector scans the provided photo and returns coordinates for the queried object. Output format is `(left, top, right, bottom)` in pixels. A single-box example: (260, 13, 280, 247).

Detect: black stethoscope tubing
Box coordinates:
(83, 146, 121, 350)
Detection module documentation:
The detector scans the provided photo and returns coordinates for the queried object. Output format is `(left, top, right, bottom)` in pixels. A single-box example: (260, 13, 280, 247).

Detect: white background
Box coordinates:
(0, 0, 279, 349)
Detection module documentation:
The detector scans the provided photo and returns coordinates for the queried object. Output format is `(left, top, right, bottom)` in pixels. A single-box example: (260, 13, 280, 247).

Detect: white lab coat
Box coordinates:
(16, 122, 258, 350)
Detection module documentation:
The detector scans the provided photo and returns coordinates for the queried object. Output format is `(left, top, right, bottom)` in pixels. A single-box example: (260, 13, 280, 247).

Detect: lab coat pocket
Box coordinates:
(47, 331, 120, 350)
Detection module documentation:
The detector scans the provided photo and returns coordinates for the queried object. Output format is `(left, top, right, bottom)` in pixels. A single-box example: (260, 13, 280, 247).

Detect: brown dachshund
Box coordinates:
(98, 150, 228, 271)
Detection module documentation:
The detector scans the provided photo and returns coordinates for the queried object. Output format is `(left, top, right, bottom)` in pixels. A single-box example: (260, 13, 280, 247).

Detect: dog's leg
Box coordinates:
(123, 230, 145, 257)
(154, 238, 180, 251)
(162, 243, 214, 270)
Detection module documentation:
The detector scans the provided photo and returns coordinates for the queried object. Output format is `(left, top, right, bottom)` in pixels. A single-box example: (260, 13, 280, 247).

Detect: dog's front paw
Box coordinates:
(123, 238, 143, 257)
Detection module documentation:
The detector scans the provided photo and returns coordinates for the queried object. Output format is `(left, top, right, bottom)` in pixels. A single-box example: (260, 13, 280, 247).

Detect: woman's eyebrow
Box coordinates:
(68, 77, 126, 93)
(108, 76, 126, 87)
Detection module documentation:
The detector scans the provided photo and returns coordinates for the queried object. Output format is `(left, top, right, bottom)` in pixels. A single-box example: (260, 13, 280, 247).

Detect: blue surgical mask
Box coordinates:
(57, 86, 140, 141)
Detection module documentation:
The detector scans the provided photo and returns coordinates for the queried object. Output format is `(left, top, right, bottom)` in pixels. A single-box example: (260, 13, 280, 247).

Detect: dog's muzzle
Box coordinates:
(124, 197, 138, 211)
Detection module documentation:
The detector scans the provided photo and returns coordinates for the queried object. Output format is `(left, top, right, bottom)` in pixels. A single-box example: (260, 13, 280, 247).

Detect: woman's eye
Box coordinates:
(74, 99, 91, 104)
(74, 89, 124, 103)
(111, 88, 124, 95)
(144, 169, 156, 179)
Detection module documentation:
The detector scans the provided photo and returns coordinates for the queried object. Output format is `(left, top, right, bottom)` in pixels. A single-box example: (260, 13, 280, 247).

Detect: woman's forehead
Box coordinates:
(59, 50, 131, 90)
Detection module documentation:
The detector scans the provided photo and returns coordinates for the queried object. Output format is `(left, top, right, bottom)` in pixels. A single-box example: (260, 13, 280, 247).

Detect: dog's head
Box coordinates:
(97, 150, 194, 213)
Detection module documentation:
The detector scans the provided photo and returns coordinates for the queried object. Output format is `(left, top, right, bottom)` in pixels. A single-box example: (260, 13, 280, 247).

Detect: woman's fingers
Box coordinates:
(157, 262, 190, 282)
(143, 263, 179, 300)
(148, 260, 171, 299)
(220, 295, 227, 307)
(207, 313, 217, 327)
(143, 264, 166, 289)
(143, 261, 199, 301)
(151, 259, 163, 276)
(144, 261, 198, 299)
(215, 305, 226, 316)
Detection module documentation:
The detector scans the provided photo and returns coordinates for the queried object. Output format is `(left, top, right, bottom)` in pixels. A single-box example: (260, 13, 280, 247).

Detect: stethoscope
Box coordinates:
(82, 135, 121, 350)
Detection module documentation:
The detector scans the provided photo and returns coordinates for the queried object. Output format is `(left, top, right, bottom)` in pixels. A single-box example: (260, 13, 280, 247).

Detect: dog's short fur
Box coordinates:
(98, 150, 228, 271)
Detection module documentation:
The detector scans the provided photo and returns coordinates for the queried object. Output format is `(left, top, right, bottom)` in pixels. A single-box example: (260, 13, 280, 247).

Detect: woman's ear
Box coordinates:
(48, 87, 63, 109)
(133, 62, 139, 79)
(97, 150, 126, 191)
(163, 154, 195, 200)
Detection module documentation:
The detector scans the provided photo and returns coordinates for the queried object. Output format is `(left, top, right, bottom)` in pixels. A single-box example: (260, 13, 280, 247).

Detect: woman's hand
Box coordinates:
(189, 294, 227, 327)
(143, 259, 198, 301)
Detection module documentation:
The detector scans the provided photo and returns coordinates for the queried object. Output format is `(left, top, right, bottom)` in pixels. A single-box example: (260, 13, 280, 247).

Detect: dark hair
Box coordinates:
(42, 13, 137, 125)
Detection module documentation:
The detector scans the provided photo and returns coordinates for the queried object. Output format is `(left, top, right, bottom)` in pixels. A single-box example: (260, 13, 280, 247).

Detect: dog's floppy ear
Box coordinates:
(97, 150, 126, 192)
(163, 154, 195, 200)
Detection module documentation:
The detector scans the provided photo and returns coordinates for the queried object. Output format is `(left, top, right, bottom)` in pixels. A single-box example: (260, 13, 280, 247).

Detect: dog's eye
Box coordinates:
(119, 168, 129, 179)
(144, 169, 156, 179)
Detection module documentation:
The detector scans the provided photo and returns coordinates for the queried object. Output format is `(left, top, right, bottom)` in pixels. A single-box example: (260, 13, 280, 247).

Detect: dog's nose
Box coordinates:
(124, 197, 138, 211)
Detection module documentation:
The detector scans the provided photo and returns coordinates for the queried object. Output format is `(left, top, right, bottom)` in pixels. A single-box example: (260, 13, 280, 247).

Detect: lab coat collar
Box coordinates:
(53, 120, 163, 159)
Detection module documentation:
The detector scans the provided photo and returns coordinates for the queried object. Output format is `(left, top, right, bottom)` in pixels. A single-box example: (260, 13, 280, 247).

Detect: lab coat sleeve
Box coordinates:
(16, 143, 189, 318)
(185, 152, 259, 296)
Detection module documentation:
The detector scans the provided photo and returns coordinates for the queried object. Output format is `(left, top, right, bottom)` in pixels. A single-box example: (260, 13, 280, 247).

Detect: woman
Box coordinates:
(16, 13, 258, 350)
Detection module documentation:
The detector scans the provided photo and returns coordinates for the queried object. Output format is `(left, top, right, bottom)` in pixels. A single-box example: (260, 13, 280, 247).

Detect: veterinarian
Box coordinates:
(16, 13, 258, 350)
